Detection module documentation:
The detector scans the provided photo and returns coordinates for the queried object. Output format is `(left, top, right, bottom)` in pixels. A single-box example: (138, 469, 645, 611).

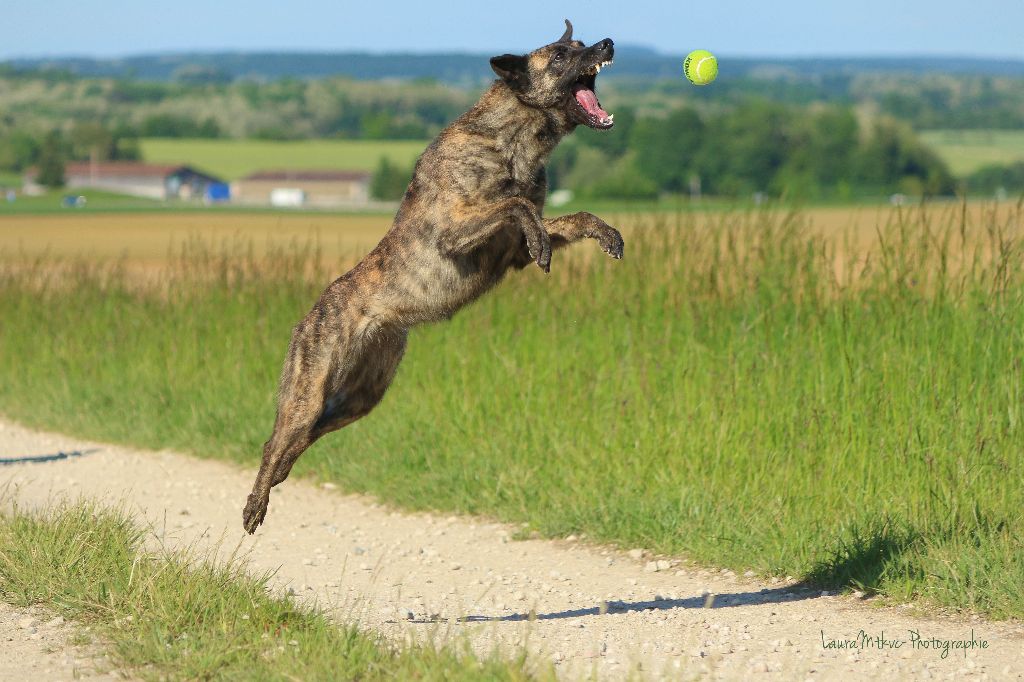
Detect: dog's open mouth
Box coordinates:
(571, 59, 613, 129)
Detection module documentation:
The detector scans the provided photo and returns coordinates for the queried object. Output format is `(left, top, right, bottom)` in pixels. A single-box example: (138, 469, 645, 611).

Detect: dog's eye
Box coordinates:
(552, 51, 565, 63)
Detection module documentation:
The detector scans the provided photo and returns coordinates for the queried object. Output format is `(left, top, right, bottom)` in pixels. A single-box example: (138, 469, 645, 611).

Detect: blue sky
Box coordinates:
(3, 0, 1022, 59)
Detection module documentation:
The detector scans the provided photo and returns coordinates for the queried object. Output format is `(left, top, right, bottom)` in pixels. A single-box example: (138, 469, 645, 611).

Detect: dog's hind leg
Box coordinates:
(270, 328, 407, 487)
(243, 314, 333, 534)
(242, 318, 407, 534)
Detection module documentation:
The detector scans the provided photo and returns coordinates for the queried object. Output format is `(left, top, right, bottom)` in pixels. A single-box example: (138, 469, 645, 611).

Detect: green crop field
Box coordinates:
(1, 202, 1023, 619)
(139, 138, 431, 180)
(921, 129, 1024, 176)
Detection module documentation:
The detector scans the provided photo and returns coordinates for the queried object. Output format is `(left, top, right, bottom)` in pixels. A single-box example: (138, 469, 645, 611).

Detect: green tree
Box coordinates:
(0, 131, 40, 171)
(557, 146, 614, 194)
(70, 122, 113, 161)
(855, 119, 954, 195)
(197, 118, 222, 138)
(69, 122, 141, 162)
(36, 131, 66, 188)
(110, 123, 142, 161)
(546, 141, 578, 191)
(370, 157, 413, 200)
(140, 114, 221, 138)
(807, 107, 858, 187)
(695, 101, 791, 196)
(967, 161, 1024, 195)
(632, 107, 704, 192)
(773, 106, 860, 199)
(359, 112, 425, 140)
(576, 106, 636, 159)
(583, 153, 659, 200)
(362, 112, 392, 139)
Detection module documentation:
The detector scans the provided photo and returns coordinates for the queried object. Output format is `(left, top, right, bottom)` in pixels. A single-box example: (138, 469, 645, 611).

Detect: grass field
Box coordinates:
(140, 138, 431, 180)
(1, 201, 1022, 619)
(0, 502, 541, 681)
(921, 129, 1024, 176)
(0, 189, 170, 215)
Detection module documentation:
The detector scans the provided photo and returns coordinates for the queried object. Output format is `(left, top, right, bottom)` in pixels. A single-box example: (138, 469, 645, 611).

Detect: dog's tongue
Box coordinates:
(573, 84, 609, 119)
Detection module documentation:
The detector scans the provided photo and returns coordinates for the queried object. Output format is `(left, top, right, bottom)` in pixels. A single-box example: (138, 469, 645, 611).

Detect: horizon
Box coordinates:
(7, 46, 1024, 63)
(3, 0, 1023, 61)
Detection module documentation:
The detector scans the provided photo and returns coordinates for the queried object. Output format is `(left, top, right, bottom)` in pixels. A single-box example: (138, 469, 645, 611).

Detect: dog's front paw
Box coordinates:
(599, 228, 624, 260)
(525, 224, 552, 273)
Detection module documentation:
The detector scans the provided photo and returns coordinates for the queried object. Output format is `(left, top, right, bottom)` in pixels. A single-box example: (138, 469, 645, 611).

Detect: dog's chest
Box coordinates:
(499, 123, 556, 194)
(503, 161, 540, 197)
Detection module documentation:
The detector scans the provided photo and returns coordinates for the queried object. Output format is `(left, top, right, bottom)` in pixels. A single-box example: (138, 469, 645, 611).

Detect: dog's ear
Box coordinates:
(490, 54, 528, 86)
(558, 19, 573, 43)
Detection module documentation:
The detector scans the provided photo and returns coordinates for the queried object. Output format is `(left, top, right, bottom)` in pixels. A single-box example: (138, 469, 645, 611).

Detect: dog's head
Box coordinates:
(490, 20, 614, 130)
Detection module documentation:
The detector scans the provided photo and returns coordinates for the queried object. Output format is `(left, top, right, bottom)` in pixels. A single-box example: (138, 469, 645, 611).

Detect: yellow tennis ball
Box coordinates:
(684, 49, 718, 86)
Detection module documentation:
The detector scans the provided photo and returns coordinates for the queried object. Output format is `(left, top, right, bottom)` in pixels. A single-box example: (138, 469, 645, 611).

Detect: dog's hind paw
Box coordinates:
(242, 493, 269, 534)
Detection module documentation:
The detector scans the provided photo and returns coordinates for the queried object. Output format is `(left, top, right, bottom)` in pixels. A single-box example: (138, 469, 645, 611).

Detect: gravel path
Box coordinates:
(1, 419, 1022, 680)
(0, 602, 123, 681)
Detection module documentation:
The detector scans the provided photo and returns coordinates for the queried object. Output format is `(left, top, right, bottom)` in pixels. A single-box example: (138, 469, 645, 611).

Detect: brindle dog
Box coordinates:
(243, 20, 623, 533)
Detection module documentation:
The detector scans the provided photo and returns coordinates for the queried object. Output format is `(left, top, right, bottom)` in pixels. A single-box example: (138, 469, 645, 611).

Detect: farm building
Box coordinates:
(231, 169, 372, 208)
(24, 162, 227, 201)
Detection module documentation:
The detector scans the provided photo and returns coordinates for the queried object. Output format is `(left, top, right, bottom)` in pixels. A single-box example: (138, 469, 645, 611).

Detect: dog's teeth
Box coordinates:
(595, 64, 601, 73)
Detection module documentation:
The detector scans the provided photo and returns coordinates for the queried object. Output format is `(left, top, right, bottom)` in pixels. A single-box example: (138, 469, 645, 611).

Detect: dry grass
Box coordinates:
(2, 201, 1017, 274)
(0, 212, 390, 275)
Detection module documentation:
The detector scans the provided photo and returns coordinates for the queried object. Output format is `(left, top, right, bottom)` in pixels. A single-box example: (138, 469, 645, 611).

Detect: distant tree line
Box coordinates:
(555, 102, 955, 200)
(6, 55, 1024, 130)
(0, 68, 963, 199)
(5, 66, 1024, 149)
(966, 162, 1024, 197)
(0, 123, 141, 187)
(368, 100, 956, 202)
(0, 73, 474, 142)
(2, 100, 958, 200)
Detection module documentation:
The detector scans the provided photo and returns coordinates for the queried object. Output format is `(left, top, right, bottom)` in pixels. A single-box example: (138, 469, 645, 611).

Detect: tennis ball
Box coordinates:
(684, 49, 718, 86)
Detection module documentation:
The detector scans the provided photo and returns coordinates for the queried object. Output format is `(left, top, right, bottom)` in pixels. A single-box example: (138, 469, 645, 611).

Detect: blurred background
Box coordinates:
(1, 0, 1023, 216)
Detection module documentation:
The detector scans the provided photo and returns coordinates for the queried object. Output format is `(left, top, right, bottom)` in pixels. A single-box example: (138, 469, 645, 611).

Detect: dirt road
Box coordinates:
(1, 419, 1021, 680)
(0, 602, 121, 681)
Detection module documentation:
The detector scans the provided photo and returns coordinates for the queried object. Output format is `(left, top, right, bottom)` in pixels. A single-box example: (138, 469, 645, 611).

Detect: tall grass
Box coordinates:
(1, 201, 1022, 617)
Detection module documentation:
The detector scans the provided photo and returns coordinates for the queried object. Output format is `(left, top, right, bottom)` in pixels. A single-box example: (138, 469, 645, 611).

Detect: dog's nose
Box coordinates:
(597, 38, 614, 53)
